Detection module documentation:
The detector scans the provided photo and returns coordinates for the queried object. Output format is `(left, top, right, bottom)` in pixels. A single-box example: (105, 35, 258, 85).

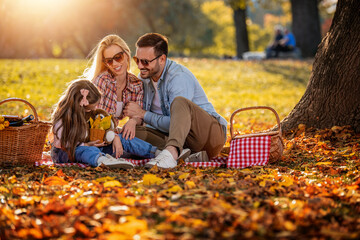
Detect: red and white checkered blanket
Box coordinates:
(227, 136, 271, 168)
(35, 154, 228, 168)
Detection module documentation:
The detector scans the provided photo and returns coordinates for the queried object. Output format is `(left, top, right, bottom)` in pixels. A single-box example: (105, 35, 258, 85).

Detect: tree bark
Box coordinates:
(233, 7, 249, 58)
(281, 0, 360, 132)
(290, 0, 322, 58)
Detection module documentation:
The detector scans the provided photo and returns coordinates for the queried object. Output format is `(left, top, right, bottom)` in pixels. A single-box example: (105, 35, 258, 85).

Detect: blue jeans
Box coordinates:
(51, 134, 157, 167)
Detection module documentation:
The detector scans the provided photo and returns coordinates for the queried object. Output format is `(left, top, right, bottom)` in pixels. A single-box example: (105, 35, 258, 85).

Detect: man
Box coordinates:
(124, 33, 227, 169)
(274, 28, 296, 57)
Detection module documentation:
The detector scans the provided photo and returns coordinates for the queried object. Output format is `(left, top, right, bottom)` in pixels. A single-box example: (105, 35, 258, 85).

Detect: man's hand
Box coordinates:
(112, 135, 124, 158)
(121, 118, 137, 140)
(124, 102, 146, 119)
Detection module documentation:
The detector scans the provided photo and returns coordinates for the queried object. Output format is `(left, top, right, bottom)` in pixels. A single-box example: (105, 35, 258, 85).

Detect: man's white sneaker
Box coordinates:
(185, 151, 209, 162)
(145, 149, 177, 169)
(97, 154, 134, 169)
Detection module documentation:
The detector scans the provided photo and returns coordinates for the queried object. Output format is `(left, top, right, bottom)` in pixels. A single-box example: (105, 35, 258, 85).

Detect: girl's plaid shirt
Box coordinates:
(92, 71, 143, 121)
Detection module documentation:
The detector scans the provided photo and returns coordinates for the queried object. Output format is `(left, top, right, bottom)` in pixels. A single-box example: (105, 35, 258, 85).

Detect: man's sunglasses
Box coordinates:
(133, 55, 162, 66)
(103, 51, 125, 65)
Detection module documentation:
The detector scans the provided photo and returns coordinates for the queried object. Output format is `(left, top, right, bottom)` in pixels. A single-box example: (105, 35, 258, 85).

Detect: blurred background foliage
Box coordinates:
(0, 0, 335, 59)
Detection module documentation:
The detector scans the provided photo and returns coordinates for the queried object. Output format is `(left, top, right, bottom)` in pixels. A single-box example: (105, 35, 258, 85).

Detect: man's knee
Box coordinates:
(170, 96, 191, 109)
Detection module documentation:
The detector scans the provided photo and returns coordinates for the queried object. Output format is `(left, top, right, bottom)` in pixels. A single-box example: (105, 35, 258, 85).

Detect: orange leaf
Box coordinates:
(44, 176, 68, 186)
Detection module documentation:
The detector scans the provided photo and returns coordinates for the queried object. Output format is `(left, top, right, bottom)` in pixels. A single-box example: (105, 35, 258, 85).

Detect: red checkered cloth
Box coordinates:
(35, 155, 228, 168)
(185, 156, 228, 167)
(227, 136, 271, 168)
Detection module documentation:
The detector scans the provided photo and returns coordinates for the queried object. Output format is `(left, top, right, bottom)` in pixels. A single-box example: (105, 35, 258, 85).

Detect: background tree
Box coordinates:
(124, 0, 215, 56)
(290, 0, 322, 57)
(227, 0, 250, 58)
(281, 0, 360, 131)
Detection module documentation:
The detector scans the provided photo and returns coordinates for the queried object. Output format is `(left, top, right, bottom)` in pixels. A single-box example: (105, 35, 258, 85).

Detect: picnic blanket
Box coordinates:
(36, 152, 228, 168)
(37, 136, 271, 168)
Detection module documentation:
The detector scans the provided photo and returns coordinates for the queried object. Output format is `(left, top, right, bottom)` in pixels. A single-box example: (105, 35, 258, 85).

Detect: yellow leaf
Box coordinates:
(96, 176, 115, 183)
(108, 216, 148, 236)
(284, 220, 297, 231)
(178, 173, 190, 180)
(280, 176, 294, 187)
(168, 185, 183, 193)
(217, 173, 232, 177)
(259, 180, 266, 187)
(316, 162, 332, 166)
(8, 175, 17, 184)
(100, 115, 112, 130)
(185, 181, 196, 189)
(104, 180, 122, 188)
(143, 174, 162, 186)
(0, 186, 9, 193)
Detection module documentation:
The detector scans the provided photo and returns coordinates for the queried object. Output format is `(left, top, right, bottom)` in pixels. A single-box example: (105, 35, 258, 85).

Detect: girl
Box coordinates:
(51, 79, 159, 168)
(83, 34, 142, 140)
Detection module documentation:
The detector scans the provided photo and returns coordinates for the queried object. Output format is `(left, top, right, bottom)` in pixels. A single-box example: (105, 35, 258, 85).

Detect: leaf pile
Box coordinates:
(1, 125, 360, 239)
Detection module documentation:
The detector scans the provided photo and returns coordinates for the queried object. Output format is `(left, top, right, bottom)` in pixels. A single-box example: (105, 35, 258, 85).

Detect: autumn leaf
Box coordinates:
(167, 185, 183, 193)
(178, 172, 190, 180)
(0, 186, 9, 193)
(43, 176, 68, 186)
(142, 174, 163, 186)
(104, 180, 122, 188)
(185, 180, 196, 189)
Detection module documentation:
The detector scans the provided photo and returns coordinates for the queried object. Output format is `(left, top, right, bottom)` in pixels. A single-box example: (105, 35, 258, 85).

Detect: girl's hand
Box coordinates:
(120, 118, 137, 140)
(112, 135, 123, 158)
(85, 140, 106, 147)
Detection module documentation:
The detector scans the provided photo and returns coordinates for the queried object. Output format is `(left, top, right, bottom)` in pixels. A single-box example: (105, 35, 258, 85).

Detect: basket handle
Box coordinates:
(0, 98, 40, 123)
(230, 106, 282, 139)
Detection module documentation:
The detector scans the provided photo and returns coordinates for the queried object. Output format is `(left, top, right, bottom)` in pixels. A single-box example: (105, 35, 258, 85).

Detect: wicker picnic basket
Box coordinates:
(0, 98, 51, 166)
(230, 106, 284, 163)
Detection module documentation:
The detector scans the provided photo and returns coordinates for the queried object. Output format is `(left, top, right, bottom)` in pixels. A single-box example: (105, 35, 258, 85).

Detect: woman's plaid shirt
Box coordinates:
(92, 71, 143, 121)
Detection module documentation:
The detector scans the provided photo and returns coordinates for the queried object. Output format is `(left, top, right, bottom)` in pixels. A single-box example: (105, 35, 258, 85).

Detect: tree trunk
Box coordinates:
(281, 0, 360, 132)
(290, 0, 322, 58)
(233, 7, 249, 58)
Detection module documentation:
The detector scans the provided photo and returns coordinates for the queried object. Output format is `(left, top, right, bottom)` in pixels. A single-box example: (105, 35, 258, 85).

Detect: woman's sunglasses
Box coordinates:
(133, 55, 162, 66)
(103, 51, 125, 65)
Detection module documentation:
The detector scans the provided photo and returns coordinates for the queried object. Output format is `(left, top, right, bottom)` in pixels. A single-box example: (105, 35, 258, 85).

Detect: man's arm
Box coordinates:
(124, 72, 196, 133)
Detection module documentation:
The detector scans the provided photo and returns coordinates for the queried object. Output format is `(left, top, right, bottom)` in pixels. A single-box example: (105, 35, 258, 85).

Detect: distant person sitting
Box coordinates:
(265, 26, 284, 59)
(274, 28, 296, 57)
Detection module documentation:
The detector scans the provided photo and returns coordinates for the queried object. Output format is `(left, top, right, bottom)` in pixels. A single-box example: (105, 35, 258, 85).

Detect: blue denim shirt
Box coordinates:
(140, 59, 227, 141)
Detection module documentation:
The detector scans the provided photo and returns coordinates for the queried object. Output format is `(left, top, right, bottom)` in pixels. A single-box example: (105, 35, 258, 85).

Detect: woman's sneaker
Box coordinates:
(97, 154, 134, 169)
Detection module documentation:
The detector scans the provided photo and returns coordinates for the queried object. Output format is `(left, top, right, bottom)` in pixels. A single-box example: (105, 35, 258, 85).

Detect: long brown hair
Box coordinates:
(51, 79, 101, 160)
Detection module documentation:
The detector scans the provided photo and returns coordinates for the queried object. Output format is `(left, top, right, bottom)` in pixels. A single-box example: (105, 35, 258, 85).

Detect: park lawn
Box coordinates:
(1, 59, 360, 239)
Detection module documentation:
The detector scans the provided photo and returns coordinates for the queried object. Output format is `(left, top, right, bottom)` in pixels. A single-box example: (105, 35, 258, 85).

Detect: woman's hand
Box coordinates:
(85, 140, 106, 147)
(120, 118, 137, 140)
(112, 135, 123, 158)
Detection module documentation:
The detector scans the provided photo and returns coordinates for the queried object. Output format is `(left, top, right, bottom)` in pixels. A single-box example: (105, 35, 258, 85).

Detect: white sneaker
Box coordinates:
(185, 151, 209, 162)
(97, 154, 134, 169)
(145, 149, 177, 169)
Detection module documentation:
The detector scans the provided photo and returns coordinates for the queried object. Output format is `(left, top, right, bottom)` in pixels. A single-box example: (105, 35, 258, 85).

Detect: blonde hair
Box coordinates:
(83, 34, 131, 80)
(51, 79, 101, 160)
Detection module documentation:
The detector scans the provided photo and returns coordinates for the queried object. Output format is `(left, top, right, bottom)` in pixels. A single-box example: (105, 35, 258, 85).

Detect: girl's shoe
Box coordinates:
(98, 154, 134, 169)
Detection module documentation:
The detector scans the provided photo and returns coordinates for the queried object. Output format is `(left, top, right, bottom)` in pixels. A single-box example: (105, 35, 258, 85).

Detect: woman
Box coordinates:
(83, 34, 142, 140)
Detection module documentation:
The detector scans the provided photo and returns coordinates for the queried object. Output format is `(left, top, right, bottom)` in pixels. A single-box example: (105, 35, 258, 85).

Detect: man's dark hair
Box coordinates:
(136, 33, 168, 57)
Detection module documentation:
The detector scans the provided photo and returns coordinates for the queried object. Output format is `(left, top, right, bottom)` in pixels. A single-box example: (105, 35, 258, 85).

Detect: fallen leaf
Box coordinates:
(143, 174, 162, 186)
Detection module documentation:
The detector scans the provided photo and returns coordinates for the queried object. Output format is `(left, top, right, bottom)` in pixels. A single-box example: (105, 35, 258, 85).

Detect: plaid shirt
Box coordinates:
(92, 71, 143, 121)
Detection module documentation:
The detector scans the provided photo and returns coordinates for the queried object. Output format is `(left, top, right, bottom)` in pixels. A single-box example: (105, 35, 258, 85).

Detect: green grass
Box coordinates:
(0, 58, 312, 132)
